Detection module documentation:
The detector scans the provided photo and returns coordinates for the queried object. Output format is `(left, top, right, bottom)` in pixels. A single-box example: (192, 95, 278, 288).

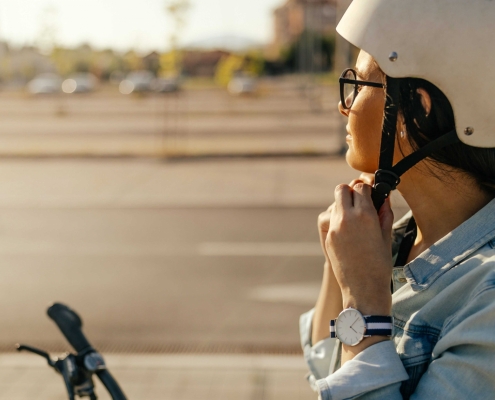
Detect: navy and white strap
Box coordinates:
(364, 315, 393, 336)
(330, 315, 393, 338)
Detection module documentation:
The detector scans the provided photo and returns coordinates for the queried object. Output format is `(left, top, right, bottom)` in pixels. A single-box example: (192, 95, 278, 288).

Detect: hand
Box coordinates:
(317, 173, 375, 264)
(325, 183, 394, 316)
(311, 174, 375, 345)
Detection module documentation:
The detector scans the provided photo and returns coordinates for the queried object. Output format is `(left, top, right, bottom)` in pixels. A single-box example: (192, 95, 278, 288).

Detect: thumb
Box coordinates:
(378, 198, 394, 242)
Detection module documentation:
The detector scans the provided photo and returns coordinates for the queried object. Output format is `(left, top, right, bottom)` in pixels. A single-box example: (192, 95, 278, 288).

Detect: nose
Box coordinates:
(338, 101, 350, 117)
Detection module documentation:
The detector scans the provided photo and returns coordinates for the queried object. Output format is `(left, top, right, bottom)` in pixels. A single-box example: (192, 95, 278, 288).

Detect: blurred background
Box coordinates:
(0, 1, 408, 399)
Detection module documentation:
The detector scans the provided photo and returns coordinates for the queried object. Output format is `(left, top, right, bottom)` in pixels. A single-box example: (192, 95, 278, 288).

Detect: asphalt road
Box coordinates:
(0, 82, 342, 157)
(0, 207, 324, 353)
(0, 157, 353, 354)
(0, 158, 409, 354)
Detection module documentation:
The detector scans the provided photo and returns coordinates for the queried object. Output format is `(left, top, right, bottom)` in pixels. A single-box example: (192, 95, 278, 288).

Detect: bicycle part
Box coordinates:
(47, 303, 93, 354)
(16, 344, 57, 368)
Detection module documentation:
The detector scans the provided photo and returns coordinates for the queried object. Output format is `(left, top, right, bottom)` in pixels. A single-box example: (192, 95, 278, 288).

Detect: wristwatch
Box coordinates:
(330, 308, 393, 346)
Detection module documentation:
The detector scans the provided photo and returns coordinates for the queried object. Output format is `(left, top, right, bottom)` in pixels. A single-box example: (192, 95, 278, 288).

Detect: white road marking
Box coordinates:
(198, 242, 322, 256)
(0, 242, 322, 257)
(247, 283, 321, 306)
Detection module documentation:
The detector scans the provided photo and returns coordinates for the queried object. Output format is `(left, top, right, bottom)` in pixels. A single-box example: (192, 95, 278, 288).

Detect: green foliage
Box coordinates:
(281, 31, 336, 73)
(50, 45, 126, 79)
(215, 54, 244, 86)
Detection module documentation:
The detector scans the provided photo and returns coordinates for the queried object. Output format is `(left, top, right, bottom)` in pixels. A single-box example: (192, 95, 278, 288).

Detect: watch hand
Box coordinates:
(350, 326, 357, 333)
(350, 317, 360, 329)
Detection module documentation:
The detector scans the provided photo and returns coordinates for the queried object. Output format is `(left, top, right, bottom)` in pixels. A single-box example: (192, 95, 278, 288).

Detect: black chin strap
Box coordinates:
(371, 77, 461, 211)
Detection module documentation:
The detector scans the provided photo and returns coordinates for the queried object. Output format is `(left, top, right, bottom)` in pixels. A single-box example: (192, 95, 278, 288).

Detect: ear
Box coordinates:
(417, 88, 432, 116)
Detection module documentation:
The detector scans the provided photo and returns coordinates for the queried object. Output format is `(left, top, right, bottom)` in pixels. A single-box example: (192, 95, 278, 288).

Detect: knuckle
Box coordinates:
(318, 213, 330, 228)
(334, 184, 350, 194)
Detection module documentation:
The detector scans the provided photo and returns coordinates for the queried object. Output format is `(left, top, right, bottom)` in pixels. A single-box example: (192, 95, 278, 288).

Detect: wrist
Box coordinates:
(342, 293, 391, 316)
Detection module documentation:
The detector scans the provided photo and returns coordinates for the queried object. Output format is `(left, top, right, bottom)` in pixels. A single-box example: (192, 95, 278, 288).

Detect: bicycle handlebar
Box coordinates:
(47, 303, 93, 353)
(97, 370, 127, 399)
(46, 303, 127, 400)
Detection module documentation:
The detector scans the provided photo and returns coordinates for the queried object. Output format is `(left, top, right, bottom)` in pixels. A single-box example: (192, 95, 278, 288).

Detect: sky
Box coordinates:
(0, 0, 284, 52)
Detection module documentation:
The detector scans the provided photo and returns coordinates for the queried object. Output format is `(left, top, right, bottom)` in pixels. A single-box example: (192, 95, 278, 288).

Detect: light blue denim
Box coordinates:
(300, 198, 495, 399)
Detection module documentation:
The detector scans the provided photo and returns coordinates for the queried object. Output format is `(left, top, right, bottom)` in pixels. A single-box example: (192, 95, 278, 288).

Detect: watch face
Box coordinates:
(336, 308, 366, 346)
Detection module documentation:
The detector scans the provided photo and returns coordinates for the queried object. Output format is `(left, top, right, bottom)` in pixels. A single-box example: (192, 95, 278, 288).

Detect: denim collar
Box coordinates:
(404, 198, 495, 291)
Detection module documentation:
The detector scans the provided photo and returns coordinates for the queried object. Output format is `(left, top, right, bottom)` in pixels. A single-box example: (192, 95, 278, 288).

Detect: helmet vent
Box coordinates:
(464, 127, 474, 136)
(388, 52, 398, 62)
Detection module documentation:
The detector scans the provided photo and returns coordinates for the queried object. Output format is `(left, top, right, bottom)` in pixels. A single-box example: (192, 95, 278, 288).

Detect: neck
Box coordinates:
(397, 165, 493, 250)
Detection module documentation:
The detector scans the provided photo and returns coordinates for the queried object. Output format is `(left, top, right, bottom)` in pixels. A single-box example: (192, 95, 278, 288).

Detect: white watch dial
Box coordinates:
(336, 308, 366, 346)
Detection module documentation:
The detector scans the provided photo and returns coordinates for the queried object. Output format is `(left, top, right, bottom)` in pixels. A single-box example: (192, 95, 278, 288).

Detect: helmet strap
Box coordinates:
(371, 77, 461, 211)
(371, 76, 400, 210)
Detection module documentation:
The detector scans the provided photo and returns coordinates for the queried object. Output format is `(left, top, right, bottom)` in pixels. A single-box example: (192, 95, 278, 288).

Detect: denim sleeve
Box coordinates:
(410, 285, 495, 399)
(300, 309, 339, 391)
(315, 340, 409, 400)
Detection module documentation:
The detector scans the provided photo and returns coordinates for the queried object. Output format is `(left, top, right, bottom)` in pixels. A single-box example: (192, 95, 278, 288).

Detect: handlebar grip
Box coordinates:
(47, 303, 93, 353)
(96, 370, 127, 400)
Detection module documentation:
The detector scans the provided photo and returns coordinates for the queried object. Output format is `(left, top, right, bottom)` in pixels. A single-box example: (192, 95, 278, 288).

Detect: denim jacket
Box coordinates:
(300, 198, 495, 399)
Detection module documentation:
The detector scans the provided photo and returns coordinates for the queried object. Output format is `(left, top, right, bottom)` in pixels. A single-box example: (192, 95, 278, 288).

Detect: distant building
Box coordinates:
(271, 0, 337, 57)
(142, 51, 161, 76)
(182, 50, 230, 77)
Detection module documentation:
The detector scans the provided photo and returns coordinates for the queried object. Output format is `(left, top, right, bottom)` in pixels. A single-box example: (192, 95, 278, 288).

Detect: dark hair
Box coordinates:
(396, 77, 495, 196)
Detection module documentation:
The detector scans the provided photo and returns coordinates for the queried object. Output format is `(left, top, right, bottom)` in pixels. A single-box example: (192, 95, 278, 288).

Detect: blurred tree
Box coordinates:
(160, 50, 182, 77)
(282, 31, 335, 73)
(122, 50, 144, 72)
(214, 54, 244, 87)
(243, 51, 265, 77)
(164, 0, 191, 76)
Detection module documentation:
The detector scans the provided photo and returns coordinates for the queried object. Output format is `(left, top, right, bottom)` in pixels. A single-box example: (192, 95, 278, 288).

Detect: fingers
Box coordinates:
(351, 183, 374, 212)
(349, 179, 364, 188)
(334, 184, 353, 211)
(318, 211, 330, 233)
(378, 198, 394, 241)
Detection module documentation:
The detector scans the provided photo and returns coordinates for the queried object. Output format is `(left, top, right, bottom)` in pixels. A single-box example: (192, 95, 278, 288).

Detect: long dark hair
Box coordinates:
(396, 77, 495, 196)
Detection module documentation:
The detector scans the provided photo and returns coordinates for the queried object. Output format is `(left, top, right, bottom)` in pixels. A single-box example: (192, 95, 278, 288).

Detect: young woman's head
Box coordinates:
(336, 0, 495, 204)
(340, 50, 495, 196)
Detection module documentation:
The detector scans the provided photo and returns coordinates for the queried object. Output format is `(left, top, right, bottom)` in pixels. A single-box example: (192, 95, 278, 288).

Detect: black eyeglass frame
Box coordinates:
(339, 68, 386, 110)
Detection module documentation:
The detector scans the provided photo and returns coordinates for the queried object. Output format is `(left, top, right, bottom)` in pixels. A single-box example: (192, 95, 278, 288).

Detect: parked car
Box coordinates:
(62, 73, 98, 94)
(228, 76, 257, 95)
(119, 71, 155, 94)
(27, 73, 62, 94)
(151, 77, 180, 93)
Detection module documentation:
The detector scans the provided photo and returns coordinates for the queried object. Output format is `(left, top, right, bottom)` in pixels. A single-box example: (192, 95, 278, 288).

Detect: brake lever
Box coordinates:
(16, 344, 57, 369)
(17, 344, 98, 399)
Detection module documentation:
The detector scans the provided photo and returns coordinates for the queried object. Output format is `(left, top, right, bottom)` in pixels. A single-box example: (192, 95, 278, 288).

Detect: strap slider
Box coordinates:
(374, 170, 401, 194)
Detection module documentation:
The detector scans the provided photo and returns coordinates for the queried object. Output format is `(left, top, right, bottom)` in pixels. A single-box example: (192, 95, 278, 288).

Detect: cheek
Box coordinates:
(347, 91, 385, 171)
(349, 95, 384, 152)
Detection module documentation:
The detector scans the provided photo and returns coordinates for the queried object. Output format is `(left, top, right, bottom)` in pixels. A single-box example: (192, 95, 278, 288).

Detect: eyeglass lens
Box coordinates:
(343, 69, 357, 109)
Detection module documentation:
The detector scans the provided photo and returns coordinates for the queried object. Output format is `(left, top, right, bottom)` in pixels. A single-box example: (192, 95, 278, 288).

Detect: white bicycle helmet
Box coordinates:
(336, 0, 495, 208)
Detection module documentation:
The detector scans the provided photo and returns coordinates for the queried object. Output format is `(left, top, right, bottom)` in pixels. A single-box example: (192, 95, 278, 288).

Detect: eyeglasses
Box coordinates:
(339, 68, 386, 109)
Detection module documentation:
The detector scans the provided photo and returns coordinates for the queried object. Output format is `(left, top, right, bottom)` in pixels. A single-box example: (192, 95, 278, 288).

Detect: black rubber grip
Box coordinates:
(96, 370, 127, 400)
(47, 303, 93, 353)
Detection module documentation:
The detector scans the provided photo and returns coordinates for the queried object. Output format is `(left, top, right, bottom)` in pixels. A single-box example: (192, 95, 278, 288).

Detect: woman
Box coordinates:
(300, 1, 495, 399)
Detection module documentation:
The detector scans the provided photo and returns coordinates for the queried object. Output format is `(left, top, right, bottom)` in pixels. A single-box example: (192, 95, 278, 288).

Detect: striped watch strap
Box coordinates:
(330, 315, 393, 338)
(363, 315, 393, 336)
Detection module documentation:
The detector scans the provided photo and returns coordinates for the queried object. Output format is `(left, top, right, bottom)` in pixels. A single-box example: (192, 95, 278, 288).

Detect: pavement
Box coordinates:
(0, 353, 311, 400)
(0, 82, 410, 398)
(0, 157, 409, 399)
(0, 83, 342, 157)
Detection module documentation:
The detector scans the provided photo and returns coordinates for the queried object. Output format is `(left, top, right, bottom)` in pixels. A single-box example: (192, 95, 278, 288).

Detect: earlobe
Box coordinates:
(417, 88, 432, 116)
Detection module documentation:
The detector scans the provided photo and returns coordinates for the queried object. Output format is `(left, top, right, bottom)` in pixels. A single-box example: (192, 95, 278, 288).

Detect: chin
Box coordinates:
(345, 150, 376, 174)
